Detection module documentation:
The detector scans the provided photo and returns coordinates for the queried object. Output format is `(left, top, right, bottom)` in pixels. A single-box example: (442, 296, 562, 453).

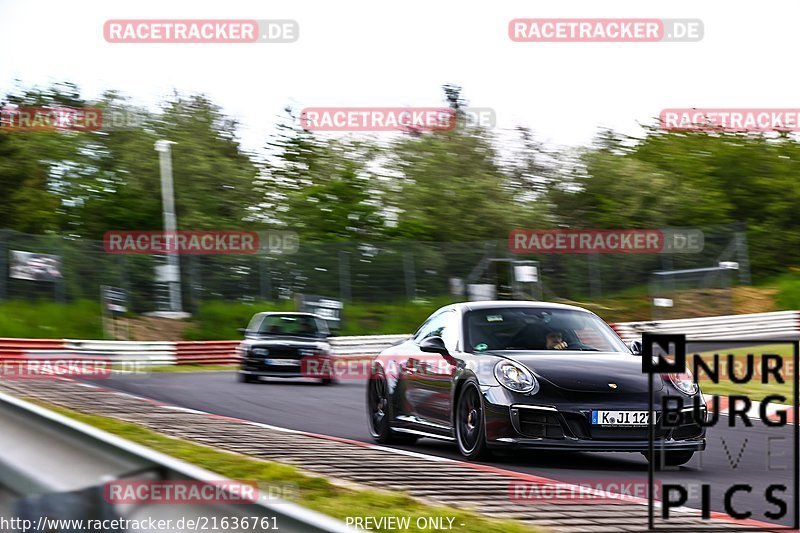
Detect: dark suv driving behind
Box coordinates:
(237, 312, 336, 385)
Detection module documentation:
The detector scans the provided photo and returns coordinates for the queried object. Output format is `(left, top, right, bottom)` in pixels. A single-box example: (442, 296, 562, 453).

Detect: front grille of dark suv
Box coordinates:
(249, 346, 301, 359)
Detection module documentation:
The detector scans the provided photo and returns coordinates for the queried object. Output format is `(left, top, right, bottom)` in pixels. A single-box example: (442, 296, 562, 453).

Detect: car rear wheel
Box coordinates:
(643, 450, 694, 468)
(367, 367, 416, 444)
(455, 380, 491, 460)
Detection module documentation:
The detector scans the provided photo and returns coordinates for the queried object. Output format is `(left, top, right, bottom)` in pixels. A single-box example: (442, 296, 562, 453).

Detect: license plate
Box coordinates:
(264, 358, 299, 366)
(591, 410, 649, 427)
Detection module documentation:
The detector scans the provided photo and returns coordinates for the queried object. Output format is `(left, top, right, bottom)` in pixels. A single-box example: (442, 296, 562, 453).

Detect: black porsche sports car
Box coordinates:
(237, 312, 336, 385)
(366, 301, 706, 465)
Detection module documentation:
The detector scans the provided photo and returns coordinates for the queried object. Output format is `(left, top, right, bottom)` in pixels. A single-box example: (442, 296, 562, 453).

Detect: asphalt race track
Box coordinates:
(90, 372, 798, 528)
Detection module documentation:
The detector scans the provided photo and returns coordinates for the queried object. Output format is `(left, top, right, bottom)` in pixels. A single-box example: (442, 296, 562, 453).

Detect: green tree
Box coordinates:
(0, 82, 90, 233)
(259, 111, 385, 242)
(386, 86, 521, 242)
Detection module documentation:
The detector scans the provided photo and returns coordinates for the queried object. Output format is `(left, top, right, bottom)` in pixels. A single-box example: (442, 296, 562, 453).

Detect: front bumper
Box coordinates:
(239, 369, 308, 379)
(239, 359, 335, 379)
(483, 388, 707, 453)
(489, 436, 706, 452)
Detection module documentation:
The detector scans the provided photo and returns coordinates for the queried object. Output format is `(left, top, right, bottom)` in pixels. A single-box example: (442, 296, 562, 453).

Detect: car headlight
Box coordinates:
(667, 370, 698, 395)
(494, 360, 537, 394)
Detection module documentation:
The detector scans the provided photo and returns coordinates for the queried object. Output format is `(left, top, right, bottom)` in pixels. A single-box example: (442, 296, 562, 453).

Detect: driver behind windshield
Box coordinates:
(298, 320, 316, 335)
(546, 330, 569, 350)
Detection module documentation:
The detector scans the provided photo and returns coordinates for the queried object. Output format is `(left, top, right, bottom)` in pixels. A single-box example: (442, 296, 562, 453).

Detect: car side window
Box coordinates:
(412, 316, 435, 343)
(414, 310, 458, 351)
(413, 311, 448, 343)
(247, 314, 265, 333)
(440, 310, 460, 353)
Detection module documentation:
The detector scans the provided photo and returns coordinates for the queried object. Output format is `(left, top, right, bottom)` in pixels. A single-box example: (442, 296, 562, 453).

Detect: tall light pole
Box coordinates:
(155, 140, 182, 313)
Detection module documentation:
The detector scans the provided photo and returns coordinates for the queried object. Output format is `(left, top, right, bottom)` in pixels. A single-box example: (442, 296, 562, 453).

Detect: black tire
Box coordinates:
(643, 450, 694, 468)
(238, 372, 257, 384)
(320, 376, 337, 385)
(366, 366, 417, 444)
(454, 379, 491, 460)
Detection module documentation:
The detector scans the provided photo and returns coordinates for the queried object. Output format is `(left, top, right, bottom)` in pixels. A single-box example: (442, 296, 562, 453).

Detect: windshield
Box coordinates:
(464, 307, 628, 353)
(248, 314, 328, 338)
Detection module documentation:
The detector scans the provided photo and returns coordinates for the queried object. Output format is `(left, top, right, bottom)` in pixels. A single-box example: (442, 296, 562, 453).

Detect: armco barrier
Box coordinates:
(66, 339, 176, 366)
(0, 335, 410, 367)
(610, 310, 800, 343)
(0, 338, 65, 361)
(175, 340, 240, 364)
(0, 391, 351, 532)
(171, 335, 410, 365)
(328, 334, 409, 358)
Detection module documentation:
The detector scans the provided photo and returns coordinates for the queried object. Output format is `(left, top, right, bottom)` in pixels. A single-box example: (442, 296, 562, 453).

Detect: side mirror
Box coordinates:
(629, 340, 642, 355)
(238, 328, 249, 335)
(419, 336, 448, 355)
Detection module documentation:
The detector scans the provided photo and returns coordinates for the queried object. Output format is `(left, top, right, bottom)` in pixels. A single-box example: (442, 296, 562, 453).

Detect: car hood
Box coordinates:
(242, 337, 329, 351)
(498, 351, 662, 393)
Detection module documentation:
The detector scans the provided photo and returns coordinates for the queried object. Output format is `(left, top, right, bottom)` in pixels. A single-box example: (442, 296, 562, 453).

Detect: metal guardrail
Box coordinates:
(0, 335, 413, 367)
(0, 392, 351, 532)
(611, 310, 800, 343)
(175, 340, 239, 364)
(328, 334, 409, 357)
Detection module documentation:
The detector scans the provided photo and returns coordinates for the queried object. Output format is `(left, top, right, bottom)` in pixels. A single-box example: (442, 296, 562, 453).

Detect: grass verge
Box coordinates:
(0, 299, 103, 338)
(34, 401, 542, 533)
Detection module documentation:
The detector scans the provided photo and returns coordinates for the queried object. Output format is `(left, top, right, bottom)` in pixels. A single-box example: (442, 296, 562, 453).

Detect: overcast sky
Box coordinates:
(1, 0, 797, 153)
